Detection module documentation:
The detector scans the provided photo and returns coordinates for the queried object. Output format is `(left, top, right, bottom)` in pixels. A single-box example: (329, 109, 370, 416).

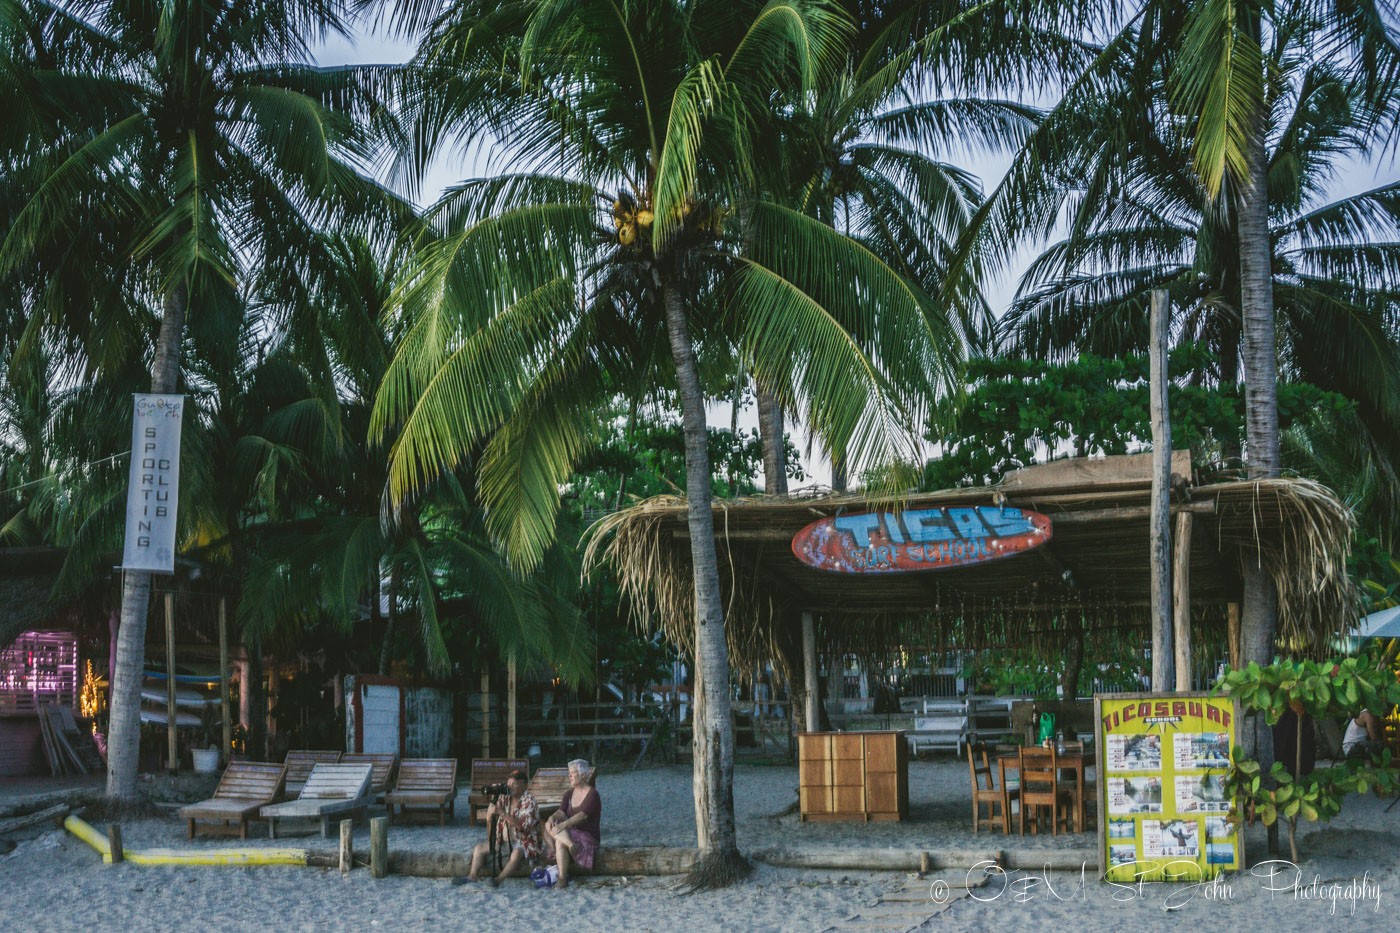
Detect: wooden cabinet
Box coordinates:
(798, 731, 908, 822)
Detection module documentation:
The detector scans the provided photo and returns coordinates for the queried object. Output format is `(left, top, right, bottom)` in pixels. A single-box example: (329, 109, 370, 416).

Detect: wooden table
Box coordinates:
(997, 748, 1095, 834)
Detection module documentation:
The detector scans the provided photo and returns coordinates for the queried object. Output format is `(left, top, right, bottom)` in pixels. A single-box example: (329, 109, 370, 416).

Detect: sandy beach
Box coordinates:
(2, 759, 1395, 932)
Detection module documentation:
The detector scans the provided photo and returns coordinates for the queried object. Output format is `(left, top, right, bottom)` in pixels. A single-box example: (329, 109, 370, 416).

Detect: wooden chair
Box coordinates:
(342, 752, 398, 798)
(261, 762, 374, 839)
(466, 758, 528, 825)
(179, 761, 286, 840)
(283, 749, 342, 796)
(1018, 745, 1076, 836)
(527, 767, 574, 821)
(385, 758, 459, 825)
(967, 742, 1017, 833)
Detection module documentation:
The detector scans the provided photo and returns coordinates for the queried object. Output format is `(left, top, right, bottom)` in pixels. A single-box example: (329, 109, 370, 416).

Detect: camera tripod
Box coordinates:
(486, 803, 510, 875)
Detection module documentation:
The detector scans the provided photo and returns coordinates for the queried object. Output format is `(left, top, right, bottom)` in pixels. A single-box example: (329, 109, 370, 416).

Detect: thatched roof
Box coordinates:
(584, 455, 1358, 674)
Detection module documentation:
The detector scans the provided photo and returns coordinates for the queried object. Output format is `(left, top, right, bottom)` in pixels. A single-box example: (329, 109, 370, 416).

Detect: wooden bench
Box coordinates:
(907, 699, 969, 757)
(527, 767, 573, 820)
(179, 761, 286, 840)
(386, 758, 459, 825)
(467, 758, 527, 825)
(966, 697, 1015, 747)
(261, 762, 373, 839)
(342, 752, 398, 798)
(284, 749, 342, 796)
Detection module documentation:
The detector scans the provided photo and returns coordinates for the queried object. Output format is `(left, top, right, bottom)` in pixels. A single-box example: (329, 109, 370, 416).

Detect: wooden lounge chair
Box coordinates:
(260, 762, 373, 839)
(526, 767, 573, 821)
(385, 758, 458, 825)
(179, 761, 286, 840)
(466, 758, 528, 825)
(283, 749, 342, 796)
(342, 752, 398, 799)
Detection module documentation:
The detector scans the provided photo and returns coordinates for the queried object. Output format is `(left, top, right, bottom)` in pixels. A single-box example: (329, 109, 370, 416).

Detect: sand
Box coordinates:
(1, 759, 1395, 932)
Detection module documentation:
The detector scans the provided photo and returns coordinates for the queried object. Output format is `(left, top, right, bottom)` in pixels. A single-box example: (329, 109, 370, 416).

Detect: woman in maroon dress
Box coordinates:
(542, 758, 601, 888)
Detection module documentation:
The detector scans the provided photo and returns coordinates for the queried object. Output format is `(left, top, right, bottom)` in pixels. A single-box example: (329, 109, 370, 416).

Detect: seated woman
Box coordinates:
(542, 758, 601, 888)
(463, 769, 541, 885)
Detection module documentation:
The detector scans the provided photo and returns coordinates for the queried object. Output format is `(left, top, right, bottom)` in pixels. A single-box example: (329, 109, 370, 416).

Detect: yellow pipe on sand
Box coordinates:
(64, 815, 309, 867)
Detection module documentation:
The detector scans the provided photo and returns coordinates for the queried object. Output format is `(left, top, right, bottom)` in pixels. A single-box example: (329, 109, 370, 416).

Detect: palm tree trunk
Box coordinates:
(756, 382, 787, 495)
(1237, 42, 1278, 769)
(663, 285, 749, 888)
(830, 447, 847, 493)
(379, 567, 397, 676)
(106, 281, 186, 801)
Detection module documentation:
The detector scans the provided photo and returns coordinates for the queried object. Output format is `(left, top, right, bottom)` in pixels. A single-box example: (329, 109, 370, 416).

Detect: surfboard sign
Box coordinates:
(791, 506, 1052, 574)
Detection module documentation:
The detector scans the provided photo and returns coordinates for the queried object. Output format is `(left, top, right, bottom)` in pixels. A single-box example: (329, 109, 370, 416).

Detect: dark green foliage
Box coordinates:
(922, 348, 1350, 489)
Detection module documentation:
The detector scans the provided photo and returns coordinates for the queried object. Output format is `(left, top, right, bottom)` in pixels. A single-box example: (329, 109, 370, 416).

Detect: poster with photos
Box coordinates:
(1174, 732, 1231, 770)
(1096, 693, 1242, 884)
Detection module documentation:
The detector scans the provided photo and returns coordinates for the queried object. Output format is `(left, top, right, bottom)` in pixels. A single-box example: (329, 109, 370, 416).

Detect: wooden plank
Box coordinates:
(219, 598, 232, 766)
(1049, 500, 1215, 525)
(507, 656, 517, 759)
(480, 671, 489, 759)
(1149, 288, 1174, 693)
(1174, 511, 1194, 691)
(370, 817, 388, 879)
(1001, 450, 1192, 491)
(166, 592, 178, 771)
(36, 703, 64, 776)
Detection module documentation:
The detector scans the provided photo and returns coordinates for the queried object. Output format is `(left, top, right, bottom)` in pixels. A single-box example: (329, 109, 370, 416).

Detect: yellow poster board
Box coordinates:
(1094, 692, 1243, 882)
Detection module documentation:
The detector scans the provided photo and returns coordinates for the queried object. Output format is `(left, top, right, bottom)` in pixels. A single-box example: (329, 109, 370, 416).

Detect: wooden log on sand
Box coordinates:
(751, 846, 1001, 871)
(0, 804, 72, 836)
(322, 846, 700, 878)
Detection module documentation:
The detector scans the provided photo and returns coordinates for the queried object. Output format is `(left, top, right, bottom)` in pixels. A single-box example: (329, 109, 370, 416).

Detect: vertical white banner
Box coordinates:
(121, 394, 184, 573)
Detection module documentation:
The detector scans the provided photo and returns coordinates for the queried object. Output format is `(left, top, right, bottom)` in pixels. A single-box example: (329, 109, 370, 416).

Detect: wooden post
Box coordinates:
(1173, 512, 1194, 691)
(369, 816, 388, 878)
(1227, 602, 1242, 671)
(165, 592, 178, 771)
(507, 656, 517, 759)
(340, 819, 354, 874)
(218, 597, 232, 765)
(480, 670, 490, 758)
(107, 824, 124, 864)
(802, 612, 819, 732)
(1148, 289, 1175, 692)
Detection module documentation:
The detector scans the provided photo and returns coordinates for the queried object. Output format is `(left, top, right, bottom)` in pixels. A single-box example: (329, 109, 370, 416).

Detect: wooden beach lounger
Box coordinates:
(283, 749, 342, 796)
(526, 767, 573, 821)
(467, 758, 527, 825)
(385, 758, 458, 825)
(342, 752, 398, 799)
(179, 761, 287, 840)
(260, 762, 373, 839)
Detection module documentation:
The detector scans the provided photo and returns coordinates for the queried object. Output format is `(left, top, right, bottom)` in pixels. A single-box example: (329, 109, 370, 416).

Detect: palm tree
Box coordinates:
(954, 2, 1400, 726)
(762, 0, 1104, 487)
(375, 0, 954, 886)
(998, 53, 1400, 522)
(229, 233, 595, 689)
(0, 0, 405, 801)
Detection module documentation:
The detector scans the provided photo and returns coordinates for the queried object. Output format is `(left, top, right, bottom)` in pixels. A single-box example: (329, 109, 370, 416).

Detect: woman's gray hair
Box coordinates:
(567, 758, 593, 780)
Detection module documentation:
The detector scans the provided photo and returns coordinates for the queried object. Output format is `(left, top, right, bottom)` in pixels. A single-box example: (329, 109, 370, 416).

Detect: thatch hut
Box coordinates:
(584, 454, 1357, 708)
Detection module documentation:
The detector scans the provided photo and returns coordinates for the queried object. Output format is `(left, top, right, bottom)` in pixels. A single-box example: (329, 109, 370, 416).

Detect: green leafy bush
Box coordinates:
(1217, 651, 1400, 860)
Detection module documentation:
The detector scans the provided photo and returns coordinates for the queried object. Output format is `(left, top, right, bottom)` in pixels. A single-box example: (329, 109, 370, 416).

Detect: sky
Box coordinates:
(313, 24, 1400, 489)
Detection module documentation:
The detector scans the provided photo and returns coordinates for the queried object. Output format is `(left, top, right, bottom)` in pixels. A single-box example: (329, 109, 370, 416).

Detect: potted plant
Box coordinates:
(191, 702, 221, 772)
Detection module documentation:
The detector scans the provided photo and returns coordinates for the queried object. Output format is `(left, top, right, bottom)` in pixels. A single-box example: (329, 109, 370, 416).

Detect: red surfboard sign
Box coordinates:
(791, 506, 1052, 574)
